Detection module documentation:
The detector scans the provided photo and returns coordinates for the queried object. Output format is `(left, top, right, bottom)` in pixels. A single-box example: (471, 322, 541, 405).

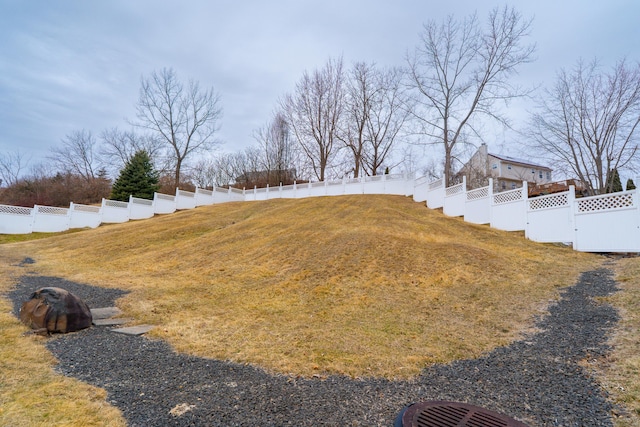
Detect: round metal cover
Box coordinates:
(398, 401, 529, 427)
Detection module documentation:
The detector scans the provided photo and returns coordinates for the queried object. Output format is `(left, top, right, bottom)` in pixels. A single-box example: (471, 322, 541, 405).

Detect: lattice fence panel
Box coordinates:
(577, 192, 635, 213)
(196, 188, 213, 196)
(131, 197, 153, 206)
(529, 193, 568, 210)
(177, 190, 195, 198)
(156, 193, 176, 201)
(0, 204, 33, 216)
(445, 183, 464, 196)
(429, 179, 443, 190)
(104, 200, 129, 209)
(37, 206, 68, 216)
(493, 189, 523, 204)
(72, 204, 101, 213)
(467, 187, 489, 201)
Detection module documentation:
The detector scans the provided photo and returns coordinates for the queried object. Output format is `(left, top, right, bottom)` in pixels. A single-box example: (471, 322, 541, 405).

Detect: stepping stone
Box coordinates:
(91, 307, 123, 320)
(93, 318, 133, 326)
(111, 325, 154, 336)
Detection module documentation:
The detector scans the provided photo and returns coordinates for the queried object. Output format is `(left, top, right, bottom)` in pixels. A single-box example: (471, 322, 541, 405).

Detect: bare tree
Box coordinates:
(281, 57, 345, 181)
(135, 68, 222, 189)
(253, 111, 297, 185)
(0, 150, 28, 187)
(406, 6, 535, 185)
(100, 127, 165, 177)
(49, 129, 103, 181)
(529, 59, 640, 195)
(361, 66, 409, 176)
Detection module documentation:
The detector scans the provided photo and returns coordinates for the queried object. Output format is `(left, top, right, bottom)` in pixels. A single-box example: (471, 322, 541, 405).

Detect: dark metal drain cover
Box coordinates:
(396, 401, 529, 427)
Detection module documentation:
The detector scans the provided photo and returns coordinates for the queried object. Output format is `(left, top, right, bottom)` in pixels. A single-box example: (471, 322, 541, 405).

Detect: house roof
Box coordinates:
(488, 152, 552, 171)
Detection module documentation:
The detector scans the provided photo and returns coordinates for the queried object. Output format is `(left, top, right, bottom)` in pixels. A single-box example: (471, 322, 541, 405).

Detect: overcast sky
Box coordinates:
(1, 0, 638, 174)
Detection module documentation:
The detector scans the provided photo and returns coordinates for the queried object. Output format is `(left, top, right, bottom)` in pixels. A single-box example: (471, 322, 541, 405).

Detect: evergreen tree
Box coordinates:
(608, 168, 623, 193)
(110, 150, 159, 201)
(627, 178, 637, 191)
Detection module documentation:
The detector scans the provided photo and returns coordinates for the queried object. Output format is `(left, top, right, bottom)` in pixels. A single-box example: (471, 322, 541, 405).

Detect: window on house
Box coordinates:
(492, 163, 497, 169)
(539, 172, 543, 179)
(511, 183, 516, 189)
(507, 164, 512, 170)
(546, 172, 551, 180)
(501, 182, 506, 190)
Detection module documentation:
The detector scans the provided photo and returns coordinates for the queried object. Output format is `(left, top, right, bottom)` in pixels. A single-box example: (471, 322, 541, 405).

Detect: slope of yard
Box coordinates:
(0, 194, 604, 425)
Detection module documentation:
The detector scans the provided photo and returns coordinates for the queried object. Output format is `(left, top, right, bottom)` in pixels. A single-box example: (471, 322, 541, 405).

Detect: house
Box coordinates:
(456, 144, 553, 191)
(235, 169, 297, 188)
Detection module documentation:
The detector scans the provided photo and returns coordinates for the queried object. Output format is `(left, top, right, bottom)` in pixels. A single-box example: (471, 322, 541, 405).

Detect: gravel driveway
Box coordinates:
(7, 266, 620, 426)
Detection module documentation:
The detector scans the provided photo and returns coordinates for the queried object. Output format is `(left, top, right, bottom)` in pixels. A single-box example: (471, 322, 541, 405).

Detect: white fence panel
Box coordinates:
(426, 178, 445, 209)
(491, 183, 528, 231)
(154, 192, 177, 214)
(195, 188, 215, 206)
(69, 203, 102, 229)
(307, 181, 327, 197)
(326, 180, 345, 196)
(344, 178, 363, 195)
(279, 184, 297, 199)
(32, 205, 70, 233)
(0, 205, 34, 234)
(101, 199, 130, 223)
(176, 189, 197, 210)
(413, 176, 429, 202)
(363, 176, 384, 194)
(526, 189, 574, 244)
(574, 191, 640, 252)
(129, 196, 155, 220)
(228, 188, 246, 202)
(381, 174, 412, 196)
(464, 182, 491, 225)
(250, 186, 269, 201)
(443, 177, 466, 217)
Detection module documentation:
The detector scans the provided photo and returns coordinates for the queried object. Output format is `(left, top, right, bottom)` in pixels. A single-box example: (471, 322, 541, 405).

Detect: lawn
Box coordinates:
(3, 194, 634, 426)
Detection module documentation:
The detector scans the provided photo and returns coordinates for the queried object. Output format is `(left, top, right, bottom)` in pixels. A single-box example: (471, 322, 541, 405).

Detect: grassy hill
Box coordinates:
(1, 195, 599, 381)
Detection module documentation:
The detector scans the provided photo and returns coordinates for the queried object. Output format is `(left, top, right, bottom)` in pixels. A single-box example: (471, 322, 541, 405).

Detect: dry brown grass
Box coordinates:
(0, 251, 126, 427)
(1, 195, 600, 383)
(597, 257, 640, 427)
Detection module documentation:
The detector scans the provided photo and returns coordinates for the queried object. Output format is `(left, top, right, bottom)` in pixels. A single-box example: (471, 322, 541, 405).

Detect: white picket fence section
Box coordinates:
(1, 172, 639, 253)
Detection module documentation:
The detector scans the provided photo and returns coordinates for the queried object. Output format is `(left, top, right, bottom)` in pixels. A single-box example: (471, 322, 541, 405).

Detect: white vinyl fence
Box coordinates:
(0, 174, 414, 234)
(2, 173, 639, 253)
(424, 178, 640, 253)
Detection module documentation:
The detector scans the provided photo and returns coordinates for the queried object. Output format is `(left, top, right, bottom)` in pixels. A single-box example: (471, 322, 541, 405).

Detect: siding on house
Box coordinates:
(458, 144, 552, 191)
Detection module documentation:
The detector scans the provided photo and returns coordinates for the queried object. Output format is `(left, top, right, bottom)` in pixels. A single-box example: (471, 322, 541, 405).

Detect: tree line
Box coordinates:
(2, 5, 639, 208)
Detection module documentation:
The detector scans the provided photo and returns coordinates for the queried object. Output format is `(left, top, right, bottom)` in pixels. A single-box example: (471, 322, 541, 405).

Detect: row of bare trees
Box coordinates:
(3, 6, 638, 204)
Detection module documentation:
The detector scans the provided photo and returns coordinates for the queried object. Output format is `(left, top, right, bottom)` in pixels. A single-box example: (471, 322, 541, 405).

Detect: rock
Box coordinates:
(19, 287, 92, 333)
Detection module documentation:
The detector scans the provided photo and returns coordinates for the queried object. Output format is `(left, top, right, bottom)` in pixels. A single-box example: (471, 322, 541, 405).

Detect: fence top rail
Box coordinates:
(576, 190, 635, 213)
(0, 204, 33, 216)
(229, 187, 244, 194)
(415, 176, 430, 185)
(177, 190, 196, 198)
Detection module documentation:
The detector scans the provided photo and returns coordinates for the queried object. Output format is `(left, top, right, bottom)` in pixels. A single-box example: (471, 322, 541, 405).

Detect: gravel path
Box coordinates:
(6, 265, 620, 426)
